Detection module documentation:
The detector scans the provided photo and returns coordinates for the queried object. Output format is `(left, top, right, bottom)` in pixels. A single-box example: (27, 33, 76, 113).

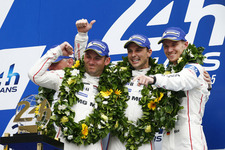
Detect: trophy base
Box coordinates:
(0, 133, 64, 150)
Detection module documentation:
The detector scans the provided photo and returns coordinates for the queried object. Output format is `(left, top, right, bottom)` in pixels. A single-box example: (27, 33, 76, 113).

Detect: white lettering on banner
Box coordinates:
(103, 0, 225, 73)
(211, 74, 216, 84)
(0, 0, 14, 29)
(204, 52, 221, 71)
(0, 46, 46, 110)
(103, 0, 152, 55)
(147, 1, 173, 26)
(185, 0, 225, 45)
(104, 0, 224, 87)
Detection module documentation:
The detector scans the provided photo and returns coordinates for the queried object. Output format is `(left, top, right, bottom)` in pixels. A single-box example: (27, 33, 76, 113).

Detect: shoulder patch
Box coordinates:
(184, 64, 200, 77)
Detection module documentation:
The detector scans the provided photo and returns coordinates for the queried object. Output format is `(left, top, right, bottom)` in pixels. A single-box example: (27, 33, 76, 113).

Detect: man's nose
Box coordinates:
(89, 58, 95, 64)
(168, 46, 173, 52)
(131, 51, 136, 57)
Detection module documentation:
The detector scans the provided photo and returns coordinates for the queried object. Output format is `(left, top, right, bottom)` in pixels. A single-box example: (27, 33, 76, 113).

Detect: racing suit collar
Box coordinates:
(132, 67, 151, 77)
(83, 72, 100, 85)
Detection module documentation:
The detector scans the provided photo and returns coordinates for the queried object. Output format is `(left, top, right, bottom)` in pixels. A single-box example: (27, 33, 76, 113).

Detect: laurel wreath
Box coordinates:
(50, 59, 116, 145)
(34, 43, 205, 149)
(104, 43, 205, 150)
(34, 58, 113, 145)
(104, 56, 183, 150)
(166, 43, 206, 73)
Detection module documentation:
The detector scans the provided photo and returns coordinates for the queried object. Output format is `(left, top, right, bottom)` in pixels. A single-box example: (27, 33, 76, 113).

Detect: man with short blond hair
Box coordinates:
(134, 27, 210, 150)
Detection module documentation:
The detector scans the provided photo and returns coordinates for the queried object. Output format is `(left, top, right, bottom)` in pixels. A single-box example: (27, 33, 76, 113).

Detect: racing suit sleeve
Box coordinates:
(28, 46, 63, 91)
(154, 63, 204, 91)
(74, 32, 88, 60)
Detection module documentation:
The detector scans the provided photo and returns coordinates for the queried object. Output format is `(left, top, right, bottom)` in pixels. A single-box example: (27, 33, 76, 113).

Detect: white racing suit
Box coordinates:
(74, 32, 88, 60)
(28, 31, 88, 91)
(107, 68, 155, 150)
(58, 73, 102, 150)
(28, 32, 103, 150)
(153, 63, 210, 150)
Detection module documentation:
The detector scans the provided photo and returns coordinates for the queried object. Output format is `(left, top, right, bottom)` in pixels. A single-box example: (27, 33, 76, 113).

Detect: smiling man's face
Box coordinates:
(127, 42, 152, 70)
(162, 39, 188, 65)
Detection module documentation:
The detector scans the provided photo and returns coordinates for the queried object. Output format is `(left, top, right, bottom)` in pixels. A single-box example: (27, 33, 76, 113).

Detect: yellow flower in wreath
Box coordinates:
(35, 104, 41, 115)
(145, 125, 152, 133)
(108, 89, 113, 94)
(38, 124, 44, 130)
(154, 92, 164, 103)
(120, 67, 127, 71)
(100, 89, 113, 98)
(67, 78, 76, 85)
(114, 121, 119, 128)
(81, 123, 88, 139)
(60, 116, 69, 123)
(163, 71, 171, 75)
(72, 60, 80, 68)
(115, 89, 122, 96)
(101, 114, 108, 122)
(148, 101, 156, 111)
(177, 57, 183, 64)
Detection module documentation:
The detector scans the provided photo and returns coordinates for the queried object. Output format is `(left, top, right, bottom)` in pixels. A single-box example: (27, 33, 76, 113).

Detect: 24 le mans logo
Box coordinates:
(0, 64, 20, 93)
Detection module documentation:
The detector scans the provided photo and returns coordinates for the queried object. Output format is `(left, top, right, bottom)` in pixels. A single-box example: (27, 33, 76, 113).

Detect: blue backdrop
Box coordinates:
(0, 0, 224, 149)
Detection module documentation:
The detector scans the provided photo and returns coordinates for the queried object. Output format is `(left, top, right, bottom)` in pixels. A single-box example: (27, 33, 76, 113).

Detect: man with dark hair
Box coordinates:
(107, 34, 155, 150)
(28, 19, 110, 150)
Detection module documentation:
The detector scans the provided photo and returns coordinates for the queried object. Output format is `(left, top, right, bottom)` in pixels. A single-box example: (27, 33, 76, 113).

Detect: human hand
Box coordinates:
(60, 42, 74, 56)
(76, 19, 96, 33)
(133, 75, 154, 86)
(203, 70, 212, 90)
(203, 70, 211, 83)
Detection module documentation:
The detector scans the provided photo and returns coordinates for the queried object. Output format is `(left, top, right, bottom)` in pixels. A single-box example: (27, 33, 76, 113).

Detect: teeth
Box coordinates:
(132, 59, 139, 62)
(168, 54, 175, 57)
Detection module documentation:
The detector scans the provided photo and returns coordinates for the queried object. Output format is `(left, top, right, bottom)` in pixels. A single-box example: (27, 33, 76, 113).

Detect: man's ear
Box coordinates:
(104, 57, 111, 66)
(184, 41, 189, 48)
(147, 49, 152, 57)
